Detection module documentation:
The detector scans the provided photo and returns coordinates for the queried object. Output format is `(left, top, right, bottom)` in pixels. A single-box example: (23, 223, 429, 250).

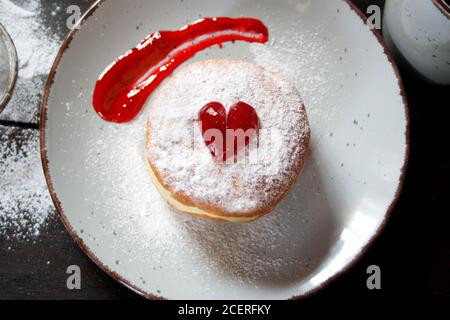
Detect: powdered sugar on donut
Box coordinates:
(146, 59, 310, 215)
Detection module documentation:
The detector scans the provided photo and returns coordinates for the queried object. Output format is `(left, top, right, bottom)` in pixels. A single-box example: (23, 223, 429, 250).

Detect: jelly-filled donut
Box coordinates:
(146, 59, 310, 222)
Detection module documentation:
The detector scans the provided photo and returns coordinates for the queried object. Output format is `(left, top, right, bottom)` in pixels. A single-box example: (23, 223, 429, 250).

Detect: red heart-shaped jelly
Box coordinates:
(198, 101, 259, 163)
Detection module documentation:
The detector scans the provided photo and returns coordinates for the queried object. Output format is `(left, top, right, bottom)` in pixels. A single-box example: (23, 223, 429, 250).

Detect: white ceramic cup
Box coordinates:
(383, 0, 450, 84)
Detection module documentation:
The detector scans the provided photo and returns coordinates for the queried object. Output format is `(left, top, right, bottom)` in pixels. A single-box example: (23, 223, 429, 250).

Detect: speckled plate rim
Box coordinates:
(39, 0, 410, 300)
(0, 22, 18, 114)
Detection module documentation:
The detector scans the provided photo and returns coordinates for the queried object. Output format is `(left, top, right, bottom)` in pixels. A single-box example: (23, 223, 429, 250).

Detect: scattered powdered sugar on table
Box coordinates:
(0, 0, 60, 122)
(0, 126, 53, 240)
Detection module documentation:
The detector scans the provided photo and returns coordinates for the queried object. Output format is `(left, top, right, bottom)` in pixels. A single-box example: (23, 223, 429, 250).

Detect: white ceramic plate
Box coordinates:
(41, 0, 408, 299)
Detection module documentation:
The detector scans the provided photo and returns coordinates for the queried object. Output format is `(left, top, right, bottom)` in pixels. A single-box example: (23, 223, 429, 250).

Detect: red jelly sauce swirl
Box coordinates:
(92, 17, 269, 123)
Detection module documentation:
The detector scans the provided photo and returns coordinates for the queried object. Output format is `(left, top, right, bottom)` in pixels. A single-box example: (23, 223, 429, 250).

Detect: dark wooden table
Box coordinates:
(0, 0, 449, 300)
